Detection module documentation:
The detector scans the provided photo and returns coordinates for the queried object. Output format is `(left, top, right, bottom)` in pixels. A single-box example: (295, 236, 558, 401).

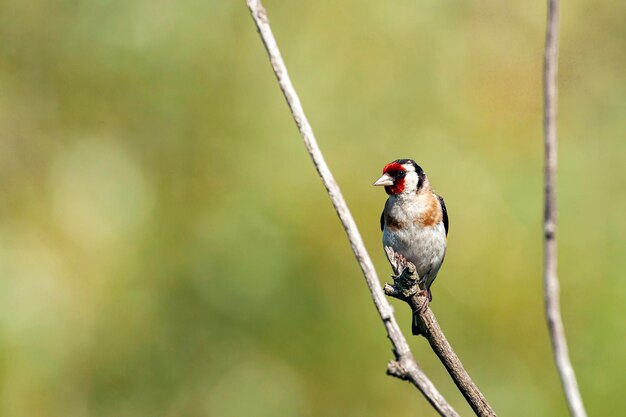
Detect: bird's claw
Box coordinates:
(414, 290, 430, 312)
(384, 246, 421, 299)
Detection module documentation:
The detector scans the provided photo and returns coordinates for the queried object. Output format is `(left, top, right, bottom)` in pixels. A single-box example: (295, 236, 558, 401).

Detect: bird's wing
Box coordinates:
(436, 194, 449, 237)
(380, 199, 390, 231)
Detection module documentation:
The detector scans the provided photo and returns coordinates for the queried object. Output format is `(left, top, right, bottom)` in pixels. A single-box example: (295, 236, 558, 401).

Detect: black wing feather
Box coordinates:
(380, 209, 385, 231)
(436, 194, 449, 237)
(380, 199, 390, 231)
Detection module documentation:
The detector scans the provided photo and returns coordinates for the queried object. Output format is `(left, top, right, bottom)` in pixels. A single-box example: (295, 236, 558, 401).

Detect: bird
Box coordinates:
(373, 159, 448, 335)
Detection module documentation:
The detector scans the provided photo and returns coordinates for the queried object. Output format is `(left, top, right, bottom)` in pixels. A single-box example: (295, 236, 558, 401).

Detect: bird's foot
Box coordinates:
(410, 290, 431, 336)
(415, 290, 430, 312)
(383, 246, 421, 299)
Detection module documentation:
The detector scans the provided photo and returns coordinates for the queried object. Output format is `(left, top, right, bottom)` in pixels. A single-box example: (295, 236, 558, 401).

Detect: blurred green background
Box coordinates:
(0, 0, 624, 416)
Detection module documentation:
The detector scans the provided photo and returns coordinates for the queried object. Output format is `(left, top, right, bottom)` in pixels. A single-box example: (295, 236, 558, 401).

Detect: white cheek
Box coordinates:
(402, 172, 419, 192)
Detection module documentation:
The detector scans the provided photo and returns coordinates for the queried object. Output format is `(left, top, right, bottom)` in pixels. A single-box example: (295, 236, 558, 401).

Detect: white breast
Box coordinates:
(382, 196, 447, 289)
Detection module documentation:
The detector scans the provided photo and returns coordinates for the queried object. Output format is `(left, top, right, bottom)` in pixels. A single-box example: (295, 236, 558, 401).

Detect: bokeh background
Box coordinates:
(1, 0, 624, 416)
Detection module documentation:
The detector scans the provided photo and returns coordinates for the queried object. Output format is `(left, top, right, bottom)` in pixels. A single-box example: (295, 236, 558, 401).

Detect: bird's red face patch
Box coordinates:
(382, 162, 406, 195)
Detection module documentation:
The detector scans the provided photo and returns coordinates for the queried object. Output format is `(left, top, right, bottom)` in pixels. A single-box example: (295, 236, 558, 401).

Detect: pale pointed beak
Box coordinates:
(373, 173, 394, 186)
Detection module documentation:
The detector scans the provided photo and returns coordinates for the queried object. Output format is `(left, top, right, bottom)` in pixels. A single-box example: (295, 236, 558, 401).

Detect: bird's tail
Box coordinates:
(411, 312, 422, 336)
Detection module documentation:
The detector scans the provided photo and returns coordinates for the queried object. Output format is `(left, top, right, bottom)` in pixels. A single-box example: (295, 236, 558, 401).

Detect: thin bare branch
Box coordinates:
(245, 1, 459, 415)
(543, 1, 588, 416)
(385, 247, 497, 417)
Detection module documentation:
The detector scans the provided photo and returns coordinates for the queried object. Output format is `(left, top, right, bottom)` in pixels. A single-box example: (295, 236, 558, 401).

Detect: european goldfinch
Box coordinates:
(374, 159, 448, 334)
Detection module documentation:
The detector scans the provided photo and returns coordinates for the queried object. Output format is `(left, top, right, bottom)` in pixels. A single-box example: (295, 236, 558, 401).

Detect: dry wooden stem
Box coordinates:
(542, 1, 588, 416)
(384, 247, 497, 417)
(246, 0, 458, 415)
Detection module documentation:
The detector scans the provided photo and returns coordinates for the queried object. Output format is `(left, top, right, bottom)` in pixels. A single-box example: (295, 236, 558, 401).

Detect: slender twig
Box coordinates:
(246, 1, 459, 415)
(543, 1, 588, 417)
(385, 248, 497, 417)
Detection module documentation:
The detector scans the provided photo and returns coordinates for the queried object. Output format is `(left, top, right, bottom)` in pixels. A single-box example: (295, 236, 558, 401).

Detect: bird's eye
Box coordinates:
(397, 170, 406, 178)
